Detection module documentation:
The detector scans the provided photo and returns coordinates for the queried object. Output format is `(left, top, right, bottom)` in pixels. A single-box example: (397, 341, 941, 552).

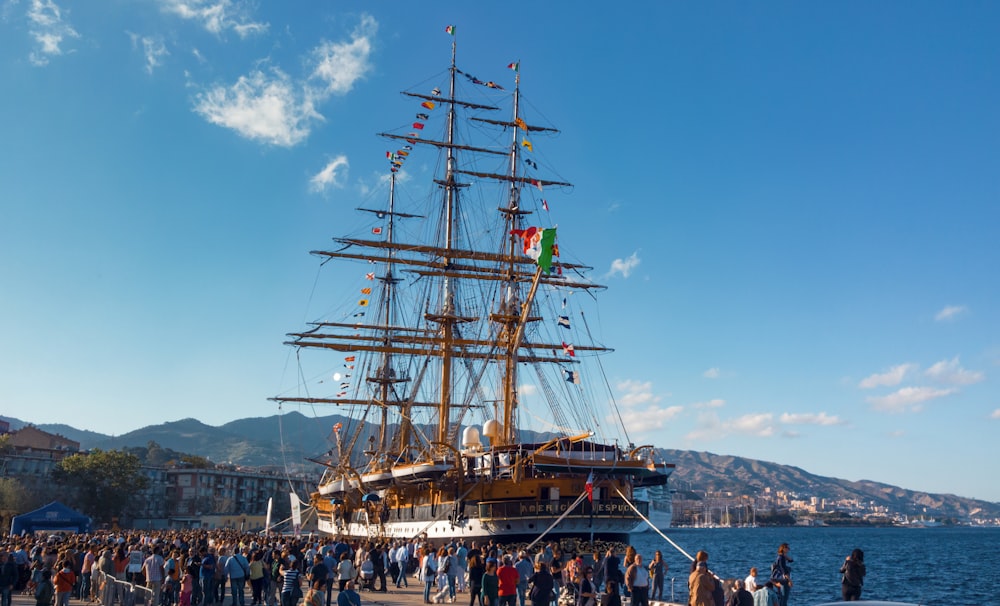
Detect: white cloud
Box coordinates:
(858, 363, 915, 389)
(159, 0, 268, 38)
(27, 0, 79, 66)
(309, 155, 349, 193)
(129, 33, 170, 74)
(779, 412, 844, 426)
(307, 15, 377, 97)
(606, 251, 640, 279)
(194, 67, 321, 147)
(685, 412, 775, 441)
(191, 15, 375, 146)
(888, 430, 905, 438)
(867, 386, 957, 413)
(693, 399, 725, 409)
(702, 367, 720, 379)
(935, 305, 967, 322)
(924, 357, 984, 386)
(727, 413, 776, 436)
(991, 409, 1000, 420)
(614, 380, 681, 434)
(518, 384, 538, 397)
(616, 380, 661, 407)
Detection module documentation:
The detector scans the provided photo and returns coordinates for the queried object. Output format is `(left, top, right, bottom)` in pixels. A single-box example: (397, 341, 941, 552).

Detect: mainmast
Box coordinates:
(499, 66, 524, 446)
(434, 35, 461, 447)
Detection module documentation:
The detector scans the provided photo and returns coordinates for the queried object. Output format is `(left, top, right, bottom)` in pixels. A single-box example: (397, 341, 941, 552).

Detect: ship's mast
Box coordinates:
(500, 67, 524, 446)
(435, 35, 460, 446)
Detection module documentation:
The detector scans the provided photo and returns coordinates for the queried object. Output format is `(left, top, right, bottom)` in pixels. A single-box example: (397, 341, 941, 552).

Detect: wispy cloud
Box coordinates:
(779, 412, 845, 426)
(858, 363, 915, 389)
(518, 384, 538, 397)
(606, 251, 640, 279)
(192, 15, 376, 147)
(693, 399, 725, 409)
(307, 15, 377, 97)
(867, 386, 957, 413)
(615, 380, 681, 433)
(194, 67, 320, 146)
(924, 357, 984, 386)
(935, 305, 967, 322)
(685, 412, 776, 441)
(991, 409, 1000, 420)
(159, 0, 268, 38)
(309, 155, 349, 193)
(616, 380, 661, 407)
(27, 0, 79, 66)
(702, 367, 720, 379)
(128, 33, 170, 74)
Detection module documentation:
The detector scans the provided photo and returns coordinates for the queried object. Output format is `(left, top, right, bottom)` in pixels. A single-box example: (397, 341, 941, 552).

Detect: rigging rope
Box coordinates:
(579, 309, 630, 445)
(612, 486, 694, 563)
(524, 490, 589, 552)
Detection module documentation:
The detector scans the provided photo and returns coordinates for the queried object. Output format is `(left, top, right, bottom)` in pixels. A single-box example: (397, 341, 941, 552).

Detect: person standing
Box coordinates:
(625, 555, 649, 606)
(455, 542, 469, 594)
(466, 555, 485, 606)
(228, 547, 251, 606)
(769, 544, 791, 606)
(200, 548, 217, 606)
(480, 560, 498, 606)
(726, 580, 753, 606)
(497, 556, 520, 606)
(142, 547, 165, 606)
(394, 543, 409, 589)
(839, 549, 866, 602)
(336, 580, 360, 606)
(249, 552, 265, 606)
(54, 561, 76, 606)
(599, 548, 619, 593)
(35, 569, 54, 606)
(752, 582, 778, 606)
(526, 563, 553, 606)
(514, 552, 533, 606)
(687, 561, 715, 606)
(302, 578, 324, 606)
(421, 548, 437, 604)
(280, 556, 302, 606)
(743, 569, 758, 594)
(647, 551, 666, 601)
(0, 552, 19, 606)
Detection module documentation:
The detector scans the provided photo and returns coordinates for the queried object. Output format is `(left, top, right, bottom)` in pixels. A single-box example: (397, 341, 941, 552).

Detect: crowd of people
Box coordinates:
(0, 532, 866, 606)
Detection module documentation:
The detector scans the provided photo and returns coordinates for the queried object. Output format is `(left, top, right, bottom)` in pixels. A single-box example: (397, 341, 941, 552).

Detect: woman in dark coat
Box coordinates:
(527, 563, 554, 606)
(839, 549, 866, 602)
(468, 555, 486, 606)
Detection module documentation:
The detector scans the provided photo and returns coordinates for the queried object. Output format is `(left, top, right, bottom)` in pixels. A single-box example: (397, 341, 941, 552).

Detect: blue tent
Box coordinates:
(9, 501, 92, 535)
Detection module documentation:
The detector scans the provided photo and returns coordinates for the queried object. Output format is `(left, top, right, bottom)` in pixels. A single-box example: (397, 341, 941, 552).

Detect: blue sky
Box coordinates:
(1, 1, 998, 502)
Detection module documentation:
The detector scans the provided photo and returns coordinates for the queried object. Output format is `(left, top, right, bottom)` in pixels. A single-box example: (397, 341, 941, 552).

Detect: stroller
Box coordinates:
(357, 560, 375, 591)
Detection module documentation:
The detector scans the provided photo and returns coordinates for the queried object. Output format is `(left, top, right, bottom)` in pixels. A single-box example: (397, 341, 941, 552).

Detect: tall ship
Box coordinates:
(273, 29, 673, 543)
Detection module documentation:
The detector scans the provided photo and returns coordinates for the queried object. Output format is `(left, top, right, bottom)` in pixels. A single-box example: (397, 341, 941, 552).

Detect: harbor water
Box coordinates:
(626, 525, 999, 605)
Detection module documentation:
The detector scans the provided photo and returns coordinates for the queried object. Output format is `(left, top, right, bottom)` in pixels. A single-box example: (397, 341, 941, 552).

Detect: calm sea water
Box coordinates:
(626, 526, 999, 605)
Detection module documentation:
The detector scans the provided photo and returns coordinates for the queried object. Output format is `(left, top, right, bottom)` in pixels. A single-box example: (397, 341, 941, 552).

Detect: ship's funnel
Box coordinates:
(462, 426, 482, 450)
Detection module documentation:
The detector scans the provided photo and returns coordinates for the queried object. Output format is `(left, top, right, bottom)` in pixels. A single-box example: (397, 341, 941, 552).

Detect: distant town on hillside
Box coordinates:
(2, 413, 998, 530)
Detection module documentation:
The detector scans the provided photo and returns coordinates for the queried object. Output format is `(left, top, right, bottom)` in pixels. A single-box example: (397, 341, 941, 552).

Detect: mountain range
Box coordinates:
(4, 413, 997, 521)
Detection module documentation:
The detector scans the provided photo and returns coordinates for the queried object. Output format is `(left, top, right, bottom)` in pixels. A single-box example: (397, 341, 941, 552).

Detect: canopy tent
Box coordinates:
(9, 501, 92, 536)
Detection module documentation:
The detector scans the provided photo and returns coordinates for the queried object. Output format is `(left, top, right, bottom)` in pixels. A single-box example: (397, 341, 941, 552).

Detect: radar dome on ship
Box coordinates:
(462, 426, 482, 450)
(482, 419, 501, 440)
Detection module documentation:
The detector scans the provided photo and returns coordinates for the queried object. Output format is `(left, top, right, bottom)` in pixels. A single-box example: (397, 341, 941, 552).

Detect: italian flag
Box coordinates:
(445, 25, 455, 35)
(511, 226, 558, 274)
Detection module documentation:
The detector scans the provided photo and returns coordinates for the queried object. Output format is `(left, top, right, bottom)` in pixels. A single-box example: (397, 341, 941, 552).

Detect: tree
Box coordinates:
(51, 449, 149, 523)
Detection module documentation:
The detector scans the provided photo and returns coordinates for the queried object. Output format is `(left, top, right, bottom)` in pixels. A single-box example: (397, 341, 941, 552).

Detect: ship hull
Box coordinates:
(312, 474, 649, 544)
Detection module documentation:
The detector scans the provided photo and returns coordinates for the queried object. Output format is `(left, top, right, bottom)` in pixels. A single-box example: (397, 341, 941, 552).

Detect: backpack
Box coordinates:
(442, 557, 451, 575)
